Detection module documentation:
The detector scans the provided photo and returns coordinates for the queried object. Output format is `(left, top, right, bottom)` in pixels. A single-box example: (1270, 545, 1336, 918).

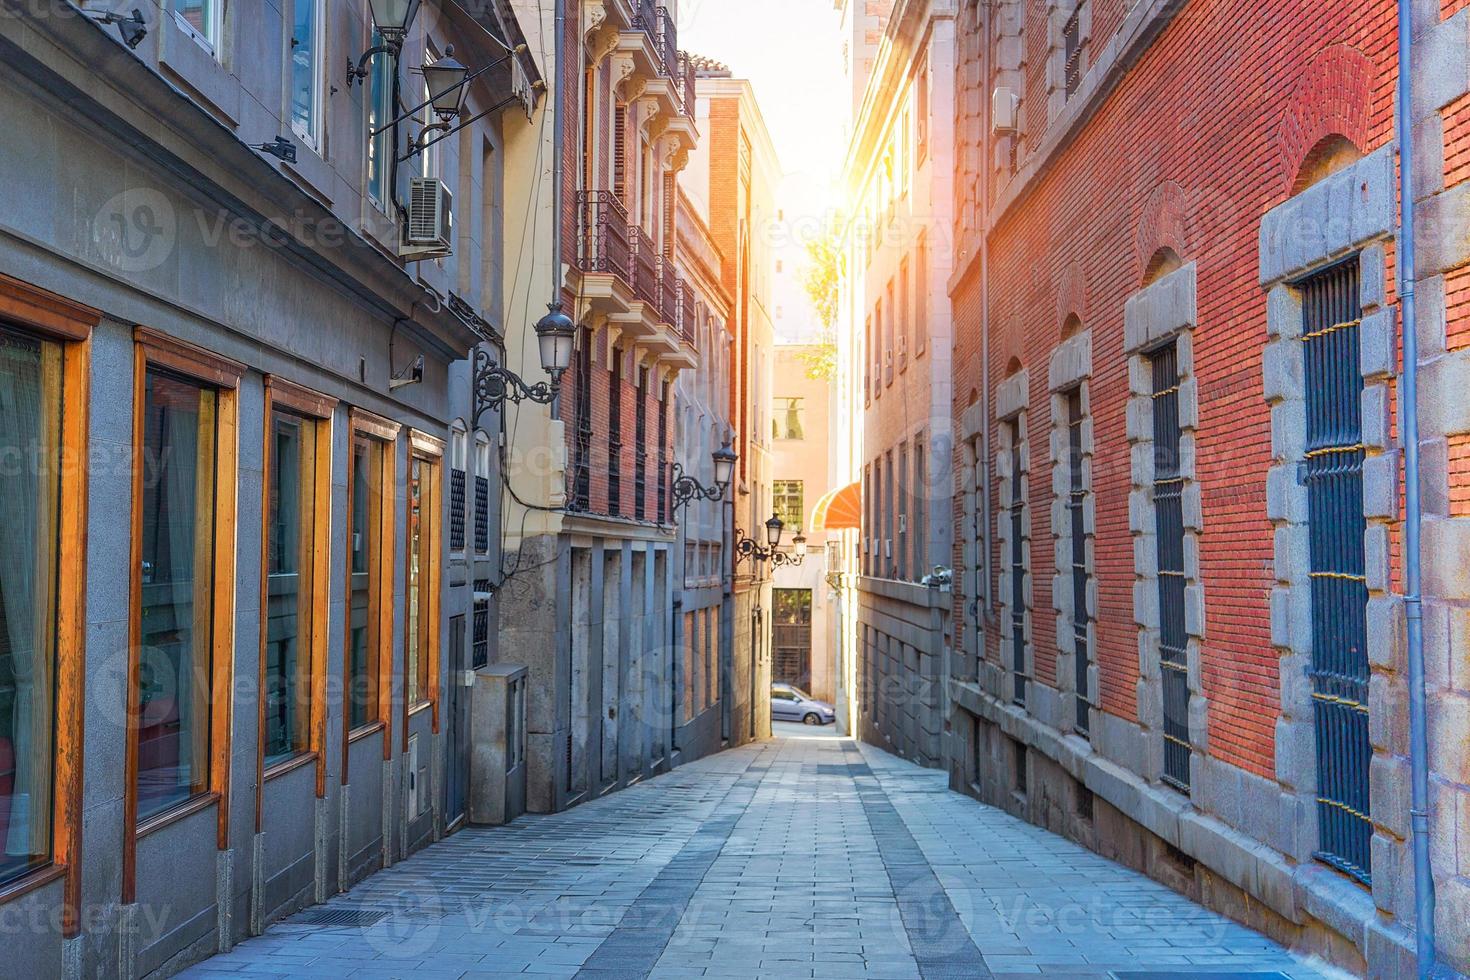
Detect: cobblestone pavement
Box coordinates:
(181, 728, 1331, 979)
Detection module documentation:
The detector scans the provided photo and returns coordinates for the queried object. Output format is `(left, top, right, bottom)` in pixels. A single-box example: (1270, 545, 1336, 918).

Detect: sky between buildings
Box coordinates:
(680, 0, 849, 343)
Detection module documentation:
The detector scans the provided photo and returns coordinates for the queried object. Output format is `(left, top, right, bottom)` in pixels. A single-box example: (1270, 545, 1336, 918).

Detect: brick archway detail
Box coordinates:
(1275, 44, 1374, 195)
(1056, 262, 1088, 334)
(1135, 180, 1189, 282)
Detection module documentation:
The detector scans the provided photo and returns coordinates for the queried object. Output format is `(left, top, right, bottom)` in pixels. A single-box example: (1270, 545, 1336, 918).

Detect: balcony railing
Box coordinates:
(630, 224, 660, 307)
(677, 52, 697, 119)
(675, 278, 693, 345)
(632, 2, 677, 76)
(578, 191, 632, 285)
(653, 6, 678, 77)
(657, 257, 680, 327)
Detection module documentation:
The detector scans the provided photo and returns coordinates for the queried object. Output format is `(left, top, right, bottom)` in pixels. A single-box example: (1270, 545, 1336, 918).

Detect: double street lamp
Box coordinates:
(736, 514, 807, 569)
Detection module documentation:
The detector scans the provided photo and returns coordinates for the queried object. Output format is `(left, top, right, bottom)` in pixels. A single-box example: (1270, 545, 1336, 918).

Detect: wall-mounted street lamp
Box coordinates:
(472, 303, 577, 427)
(671, 443, 738, 512)
(346, 0, 422, 87)
(735, 514, 807, 568)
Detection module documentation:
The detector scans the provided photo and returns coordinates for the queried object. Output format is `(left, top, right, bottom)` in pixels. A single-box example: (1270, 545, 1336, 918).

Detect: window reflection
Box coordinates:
(137, 368, 217, 821)
(0, 328, 61, 884)
(348, 438, 382, 730)
(264, 413, 318, 768)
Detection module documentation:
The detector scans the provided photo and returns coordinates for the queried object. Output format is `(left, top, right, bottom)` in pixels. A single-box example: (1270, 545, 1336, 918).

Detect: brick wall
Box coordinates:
(952, 0, 1399, 779)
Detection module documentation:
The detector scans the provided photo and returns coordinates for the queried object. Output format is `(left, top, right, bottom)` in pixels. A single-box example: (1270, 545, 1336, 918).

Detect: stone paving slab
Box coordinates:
(180, 729, 1333, 980)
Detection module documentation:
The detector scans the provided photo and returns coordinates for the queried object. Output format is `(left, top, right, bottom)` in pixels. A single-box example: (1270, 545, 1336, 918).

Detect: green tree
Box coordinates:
(797, 231, 843, 381)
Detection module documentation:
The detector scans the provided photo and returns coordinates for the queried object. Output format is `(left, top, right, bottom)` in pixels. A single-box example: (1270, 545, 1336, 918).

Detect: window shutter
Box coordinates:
(663, 173, 676, 258)
(613, 103, 628, 202)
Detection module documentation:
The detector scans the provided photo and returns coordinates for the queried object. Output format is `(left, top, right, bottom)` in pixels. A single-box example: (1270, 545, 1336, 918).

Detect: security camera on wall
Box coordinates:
(389, 354, 425, 391)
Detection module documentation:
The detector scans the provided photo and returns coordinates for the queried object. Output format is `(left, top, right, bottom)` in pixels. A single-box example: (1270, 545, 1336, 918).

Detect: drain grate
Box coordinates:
(290, 907, 389, 928)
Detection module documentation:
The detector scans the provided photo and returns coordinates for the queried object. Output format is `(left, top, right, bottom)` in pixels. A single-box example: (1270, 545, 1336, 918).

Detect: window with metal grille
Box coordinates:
(913, 438, 926, 578)
(1302, 260, 1372, 884)
(635, 367, 648, 520)
(449, 467, 466, 552)
(472, 578, 490, 670)
(1066, 389, 1091, 736)
(475, 474, 489, 553)
(572, 328, 592, 511)
(609, 348, 623, 514)
(1008, 419, 1026, 707)
(1150, 343, 1191, 790)
(1064, 5, 1084, 99)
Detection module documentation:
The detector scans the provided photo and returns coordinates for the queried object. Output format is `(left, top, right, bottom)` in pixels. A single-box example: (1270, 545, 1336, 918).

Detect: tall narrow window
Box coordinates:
(346, 420, 395, 736)
(264, 410, 325, 769)
(0, 327, 63, 884)
(366, 32, 394, 208)
(609, 349, 623, 515)
(912, 438, 926, 579)
(915, 231, 929, 356)
(635, 367, 649, 521)
(1065, 390, 1091, 736)
(897, 444, 909, 579)
(657, 380, 670, 523)
(916, 57, 930, 162)
(1064, 5, 1084, 99)
(448, 423, 467, 554)
(899, 258, 911, 365)
(472, 579, 491, 670)
(1151, 343, 1191, 790)
(137, 368, 220, 819)
(1008, 419, 1026, 707)
(572, 328, 593, 512)
(1302, 261, 1372, 882)
(405, 438, 443, 715)
(290, 0, 324, 146)
(613, 103, 629, 203)
(474, 433, 491, 555)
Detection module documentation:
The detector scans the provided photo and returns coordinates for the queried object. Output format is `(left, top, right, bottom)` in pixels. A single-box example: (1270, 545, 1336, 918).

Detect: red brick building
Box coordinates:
(943, 0, 1470, 975)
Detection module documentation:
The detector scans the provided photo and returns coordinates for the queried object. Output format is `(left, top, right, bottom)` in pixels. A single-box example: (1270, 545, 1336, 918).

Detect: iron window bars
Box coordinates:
(1301, 259, 1372, 884)
(1151, 342, 1192, 791)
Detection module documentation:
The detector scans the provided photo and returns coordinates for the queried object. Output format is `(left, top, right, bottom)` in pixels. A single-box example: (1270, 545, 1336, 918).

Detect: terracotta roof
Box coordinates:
(685, 52, 731, 77)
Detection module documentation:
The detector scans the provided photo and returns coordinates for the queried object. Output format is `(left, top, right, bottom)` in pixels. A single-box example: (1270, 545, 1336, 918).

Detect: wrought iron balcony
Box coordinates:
(630, 224, 660, 308)
(577, 191, 632, 287)
(632, 2, 678, 77)
(657, 257, 680, 327)
(677, 52, 697, 119)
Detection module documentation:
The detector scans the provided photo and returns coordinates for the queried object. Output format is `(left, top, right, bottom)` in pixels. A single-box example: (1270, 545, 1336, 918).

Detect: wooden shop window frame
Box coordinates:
(404, 430, 444, 745)
(342, 408, 400, 784)
(257, 377, 337, 809)
(0, 278, 97, 935)
(125, 327, 243, 905)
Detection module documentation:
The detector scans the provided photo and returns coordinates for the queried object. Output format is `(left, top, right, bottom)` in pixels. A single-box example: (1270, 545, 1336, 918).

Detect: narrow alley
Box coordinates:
(181, 729, 1323, 980)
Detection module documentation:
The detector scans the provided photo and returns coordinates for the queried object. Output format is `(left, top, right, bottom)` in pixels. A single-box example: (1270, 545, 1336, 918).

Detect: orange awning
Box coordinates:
(812, 483, 861, 531)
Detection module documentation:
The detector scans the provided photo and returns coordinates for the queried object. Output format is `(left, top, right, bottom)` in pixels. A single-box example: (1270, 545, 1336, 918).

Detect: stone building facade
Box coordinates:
(943, 0, 1470, 975)
(841, 0, 957, 768)
(0, 1, 539, 976)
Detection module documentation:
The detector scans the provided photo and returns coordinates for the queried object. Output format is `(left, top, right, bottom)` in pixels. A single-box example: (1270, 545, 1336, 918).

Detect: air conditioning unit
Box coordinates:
(992, 87, 1020, 135)
(402, 177, 453, 258)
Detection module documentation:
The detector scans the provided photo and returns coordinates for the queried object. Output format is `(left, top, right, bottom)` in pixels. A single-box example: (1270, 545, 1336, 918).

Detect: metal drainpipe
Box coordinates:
(1396, 1, 1436, 976)
(979, 0, 994, 628)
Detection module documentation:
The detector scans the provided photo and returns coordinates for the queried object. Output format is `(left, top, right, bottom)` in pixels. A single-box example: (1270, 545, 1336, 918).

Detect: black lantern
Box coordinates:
(792, 534, 808, 559)
(765, 513, 784, 549)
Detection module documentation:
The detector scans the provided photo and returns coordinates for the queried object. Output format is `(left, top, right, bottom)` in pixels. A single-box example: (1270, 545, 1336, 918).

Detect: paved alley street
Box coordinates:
(181, 731, 1326, 980)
